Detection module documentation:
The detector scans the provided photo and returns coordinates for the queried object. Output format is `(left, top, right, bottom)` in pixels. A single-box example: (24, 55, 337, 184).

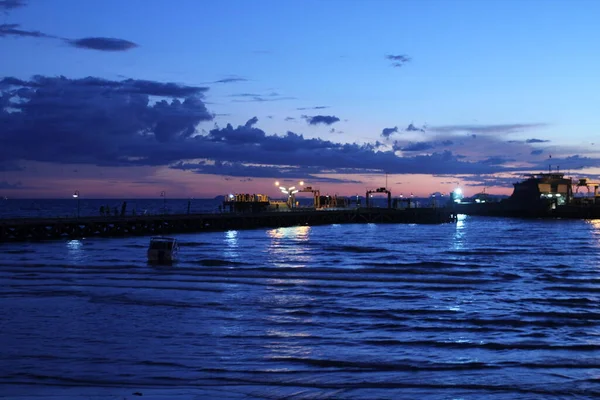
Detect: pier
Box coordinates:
(0, 208, 456, 243)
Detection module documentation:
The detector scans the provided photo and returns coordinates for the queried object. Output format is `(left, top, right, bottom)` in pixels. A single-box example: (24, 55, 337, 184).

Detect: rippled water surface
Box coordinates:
(1, 216, 600, 399)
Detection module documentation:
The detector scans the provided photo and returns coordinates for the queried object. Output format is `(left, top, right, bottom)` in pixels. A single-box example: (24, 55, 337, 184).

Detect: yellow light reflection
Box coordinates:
(267, 226, 312, 267)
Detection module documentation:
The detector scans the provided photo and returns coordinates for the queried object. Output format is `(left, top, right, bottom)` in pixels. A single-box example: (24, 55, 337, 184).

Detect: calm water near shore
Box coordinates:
(1, 212, 600, 399)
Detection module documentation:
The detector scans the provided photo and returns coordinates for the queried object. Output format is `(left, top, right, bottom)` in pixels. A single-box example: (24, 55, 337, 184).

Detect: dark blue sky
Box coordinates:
(1, 0, 599, 198)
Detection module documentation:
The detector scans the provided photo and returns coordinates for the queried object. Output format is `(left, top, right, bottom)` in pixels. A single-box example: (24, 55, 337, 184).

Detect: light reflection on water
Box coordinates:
(223, 230, 239, 260)
(66, 239, 85, 264)
(267, 226, 312, 267)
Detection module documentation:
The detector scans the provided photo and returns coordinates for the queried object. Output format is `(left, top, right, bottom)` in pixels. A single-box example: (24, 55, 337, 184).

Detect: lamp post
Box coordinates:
(160, 191, 166, 215)
(73, 190, 80, 218)
(276, 182, 299, 209)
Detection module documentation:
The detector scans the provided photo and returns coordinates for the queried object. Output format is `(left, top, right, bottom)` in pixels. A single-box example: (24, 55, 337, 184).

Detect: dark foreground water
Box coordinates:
(1, 216, 599, 399)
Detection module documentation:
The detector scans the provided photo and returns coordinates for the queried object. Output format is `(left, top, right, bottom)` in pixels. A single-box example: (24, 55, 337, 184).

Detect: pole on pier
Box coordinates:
(73, 190, 80, 218)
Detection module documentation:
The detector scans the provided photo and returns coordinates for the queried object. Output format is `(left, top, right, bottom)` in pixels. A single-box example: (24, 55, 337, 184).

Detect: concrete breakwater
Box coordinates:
(0, 208, 456, 243)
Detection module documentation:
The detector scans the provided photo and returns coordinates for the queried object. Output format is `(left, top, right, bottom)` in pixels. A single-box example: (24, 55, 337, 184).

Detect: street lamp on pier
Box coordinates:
(73, 190, 80, 218)
(275, 181, 301, 208)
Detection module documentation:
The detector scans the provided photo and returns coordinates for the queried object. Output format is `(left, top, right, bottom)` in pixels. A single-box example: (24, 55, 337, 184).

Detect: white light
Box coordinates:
(229, 194, 234, 199)
(289, 186, 296, 191)
(291, 190, 299, 194)
(454, 188, 462, 195)
(299, 181, 304, 186)
(275, 181, 279, 186)
(279, 186, 286, 191)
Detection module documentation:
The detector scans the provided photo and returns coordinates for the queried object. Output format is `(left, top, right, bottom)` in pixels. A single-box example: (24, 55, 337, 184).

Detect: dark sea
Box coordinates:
(1, 200, 599, 399)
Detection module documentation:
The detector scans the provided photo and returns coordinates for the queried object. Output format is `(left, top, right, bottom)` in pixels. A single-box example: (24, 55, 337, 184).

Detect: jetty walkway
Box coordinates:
(0, 207, 456, 243)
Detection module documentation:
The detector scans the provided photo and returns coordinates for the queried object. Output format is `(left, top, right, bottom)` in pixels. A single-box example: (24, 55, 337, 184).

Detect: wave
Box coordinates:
(323, 245, 389, 254)
(195, 259, 251, 267)
(268, 356, 498, 371)
(360, 339, 600, 351)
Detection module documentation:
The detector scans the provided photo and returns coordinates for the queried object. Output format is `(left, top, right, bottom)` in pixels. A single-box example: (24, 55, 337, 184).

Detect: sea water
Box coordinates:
(1, 214, 599, 399)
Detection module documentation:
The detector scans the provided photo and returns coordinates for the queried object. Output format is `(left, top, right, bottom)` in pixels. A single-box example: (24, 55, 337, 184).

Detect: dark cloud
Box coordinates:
(480, 156, 515, 165)
(381, 126, 398, 138)
(431, 123, 547, 135)
(441, 140, 454, 146)
(68, 37, 138, 51)
(284, 117, 295, 121)
(406, 123, 425, 132)
(0, 75, 213, 164)
(0, 23, 54, 38)
(0, 180, 22, 189)
(399, 142, 435, 152)
(531, 149, 544, 155)
(526, 138, 550, 143)
(306, 115, 340, 126)
(0, 161, 24, 171)
(460, 175, 522, 189)
(1, 6, 138, 52)
(386, 54, 411, 67)
(527, 154, 600, 171)
(2, 75, 574, 181)
(0, 0, 26, 11)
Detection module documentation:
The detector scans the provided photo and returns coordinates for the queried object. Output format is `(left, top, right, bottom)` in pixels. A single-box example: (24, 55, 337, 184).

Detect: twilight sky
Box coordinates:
(1, 0, 600, 199)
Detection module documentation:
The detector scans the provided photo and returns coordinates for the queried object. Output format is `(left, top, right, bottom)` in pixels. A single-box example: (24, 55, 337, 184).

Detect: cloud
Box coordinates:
(0, 23, 54, 38)
(0, 0, 26, 11)
(531, 149, 544, 155)
(526, 138, 550, 143)
(480, 156, 515, 165)
(68, 37, 138, 51)
(399, 142, 435, 152)
(231, 92, 295, 102)
(1, 75, 213, 164)
(1, 8, 138, 52)
(0, 180, 22, 189)
(406, 123, 425, 132)
(3, 75, 586, 182)
(305, 115, 340, 125)
(430, 123, 547, 135)
(297, 106, 329, 110)
(386, 54, 411, 67)
(213, 77, 248, 84)
(284, 117, 295, 121)
(381, 126, 398, 138)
